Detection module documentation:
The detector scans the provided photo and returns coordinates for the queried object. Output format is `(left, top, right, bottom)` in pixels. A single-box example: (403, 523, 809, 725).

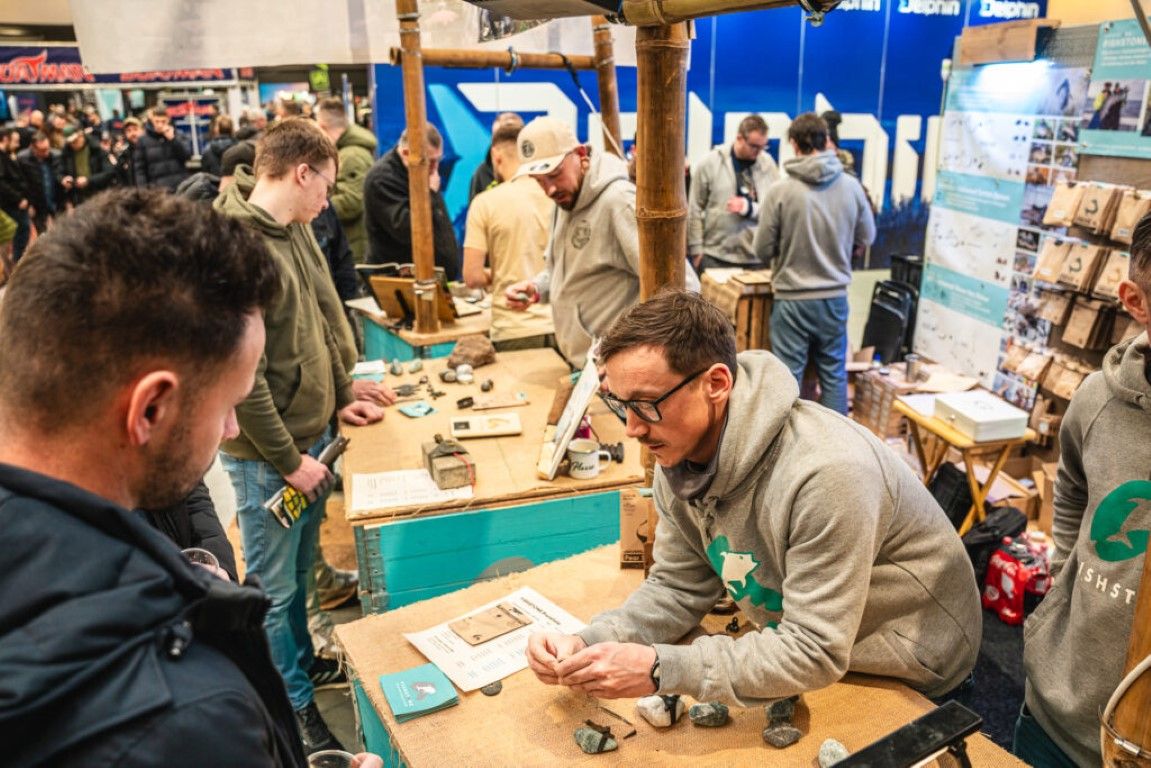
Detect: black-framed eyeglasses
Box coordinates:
(600, 368, 707, 424)
(307, 164, 336, 196)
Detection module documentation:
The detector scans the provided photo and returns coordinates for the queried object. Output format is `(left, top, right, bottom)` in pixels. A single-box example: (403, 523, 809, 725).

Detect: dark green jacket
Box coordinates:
(333, 123, 377, 263)
(214, 166, 355, 475)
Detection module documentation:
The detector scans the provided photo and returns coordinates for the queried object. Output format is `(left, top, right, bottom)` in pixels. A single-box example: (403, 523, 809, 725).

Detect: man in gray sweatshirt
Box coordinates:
(753, 113, 875, 414)
(506, 117, 699, 368)
(1016, 216, 1151, 767)
(526, 291, 980, 705)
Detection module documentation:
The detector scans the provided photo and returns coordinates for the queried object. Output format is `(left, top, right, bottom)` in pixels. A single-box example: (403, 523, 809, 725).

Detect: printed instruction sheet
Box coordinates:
(350, 469, 473, 513)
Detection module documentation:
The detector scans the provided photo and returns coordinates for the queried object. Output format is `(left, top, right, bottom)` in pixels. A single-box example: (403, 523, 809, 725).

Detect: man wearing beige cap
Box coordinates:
(507, 116, 700, 368)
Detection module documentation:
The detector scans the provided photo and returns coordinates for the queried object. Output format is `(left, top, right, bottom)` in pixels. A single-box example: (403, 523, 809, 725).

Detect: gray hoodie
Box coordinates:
(534, 150, 699, 367)
(1024, 332, 1151, 766)
(579, 351, 981, 703)
(752, 150, 875, 299)
(688, 143, 779, 265)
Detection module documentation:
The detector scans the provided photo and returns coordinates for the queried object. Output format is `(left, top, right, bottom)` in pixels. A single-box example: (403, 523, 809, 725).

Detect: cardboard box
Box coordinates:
(1037, 462, 1058, 535)
(853, 363, 917, 439)
(619, 488, 655, 569)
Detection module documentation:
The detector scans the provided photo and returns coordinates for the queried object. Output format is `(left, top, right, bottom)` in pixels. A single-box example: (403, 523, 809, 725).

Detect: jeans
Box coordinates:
(4, 208, 30, 263)
(770, 296, 850, 414)
(220, 430, 331, 711)
(1012, 704, 1077, 768)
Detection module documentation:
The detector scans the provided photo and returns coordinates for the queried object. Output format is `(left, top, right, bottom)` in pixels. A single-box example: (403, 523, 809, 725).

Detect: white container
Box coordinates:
(933, 391, 1028, 442)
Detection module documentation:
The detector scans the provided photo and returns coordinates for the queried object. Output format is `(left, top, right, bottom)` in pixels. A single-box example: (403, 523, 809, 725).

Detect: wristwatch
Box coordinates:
(649, 647, 661, 691)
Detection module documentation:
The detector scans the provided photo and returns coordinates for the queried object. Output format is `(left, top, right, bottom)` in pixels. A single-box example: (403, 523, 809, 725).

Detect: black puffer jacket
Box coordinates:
(363, 147, 460, 279)
(0, 464, 305, 768)
(140, 480, 238, 581)
(199, 136, 237, 176)
(134, 125, 190, 191)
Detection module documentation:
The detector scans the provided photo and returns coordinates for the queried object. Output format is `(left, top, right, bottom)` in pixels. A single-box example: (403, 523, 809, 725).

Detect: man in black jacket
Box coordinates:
(134, 106, 191, 191)
(0, 129, 30, 261)
(58, 125, 118, 208)
(16, 132, 59, 237)
(363, 124, 460, 279)
(0, 189, 381, 767)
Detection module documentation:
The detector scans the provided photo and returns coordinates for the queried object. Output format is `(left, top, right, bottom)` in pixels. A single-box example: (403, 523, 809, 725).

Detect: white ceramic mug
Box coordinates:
(567, 438, 612, 480)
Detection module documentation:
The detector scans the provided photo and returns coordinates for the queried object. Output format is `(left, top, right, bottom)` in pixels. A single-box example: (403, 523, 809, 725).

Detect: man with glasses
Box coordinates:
(363, 123, 460, 279)
(215, 117, 384, 754)
(506, 116, 699, 368)
(526, 290, 980, 707)
(688, 114, 779, 273)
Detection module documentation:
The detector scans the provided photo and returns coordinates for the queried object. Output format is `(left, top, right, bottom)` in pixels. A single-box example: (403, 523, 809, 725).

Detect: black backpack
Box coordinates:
(961, 506, 1028, 586)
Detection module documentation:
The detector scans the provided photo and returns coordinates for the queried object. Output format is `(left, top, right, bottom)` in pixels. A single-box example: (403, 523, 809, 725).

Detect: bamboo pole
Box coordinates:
(395, 0, 440, 334)
(635, 22, 689, 300)
(621, 0, 835, 26)
(1104, 548, 1151, 766)
(591, 16, 622, 157)
(387, 47, 595, 70)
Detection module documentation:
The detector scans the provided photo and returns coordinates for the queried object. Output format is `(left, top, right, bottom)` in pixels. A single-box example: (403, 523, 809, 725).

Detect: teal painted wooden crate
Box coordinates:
(354, 490, 622, 614)
(361, 315, 456, 363)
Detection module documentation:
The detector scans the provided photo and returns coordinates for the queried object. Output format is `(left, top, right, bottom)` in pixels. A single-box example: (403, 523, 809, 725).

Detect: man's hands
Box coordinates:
(284, 454, 333, 503)
(505, 280, 539, 311)
(339, 400, 385, 426)
(352, 379, 397, 406)
(526, 634, 658, 699)
(429, 168, 442, 193)
(725, 195, 750, 215)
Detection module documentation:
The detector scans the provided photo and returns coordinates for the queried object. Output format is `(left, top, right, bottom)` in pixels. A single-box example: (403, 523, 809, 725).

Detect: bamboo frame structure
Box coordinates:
(621, 0, 836, 26)
(387, 48, 595, 70)
(395, 0, 440, 334)
(634, 22, 690, 300)
(592, 15, 623, 157)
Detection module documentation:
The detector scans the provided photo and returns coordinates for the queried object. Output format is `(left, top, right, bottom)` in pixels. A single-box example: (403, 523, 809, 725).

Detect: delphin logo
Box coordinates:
(706, 535, 784, 615)
(521, 139, 535, 159)
(1090, 480, 1151, 562)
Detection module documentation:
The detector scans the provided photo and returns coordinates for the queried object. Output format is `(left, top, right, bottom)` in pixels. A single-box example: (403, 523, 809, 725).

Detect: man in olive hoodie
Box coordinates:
(753, 113, 875, 415)
(214, 118, 384, 754)
(1016, 216, 1151, 767)
(527, 291, 980, 705)
(316, 97, 376, 263)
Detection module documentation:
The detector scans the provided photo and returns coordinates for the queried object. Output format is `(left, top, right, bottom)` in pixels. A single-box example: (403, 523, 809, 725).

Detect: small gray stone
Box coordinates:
(762, 723, 803, 749)
(765, 694, 799, 721)
(439, 369, 457, 383)
(688, 701, 730, 727)
(573, 726, 618, 754)
(389, 358, 404, 376)
(480, 681, 502, 696)
(635, 694, 684, 727)
(408, 359, 423, 373)
(818, 738, 849, 767)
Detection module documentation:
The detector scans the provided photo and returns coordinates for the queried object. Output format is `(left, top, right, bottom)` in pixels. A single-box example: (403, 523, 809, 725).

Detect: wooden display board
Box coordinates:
(342, 348, 644, 523)
(336, 546, 1025, 767)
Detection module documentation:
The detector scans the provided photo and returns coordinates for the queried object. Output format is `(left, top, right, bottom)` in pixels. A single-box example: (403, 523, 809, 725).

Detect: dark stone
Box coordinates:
(765, 695, 799, 721)
(574, 726, 618, 754)
(762, 723, 803, 749)
(480, 681, 502, 696)
(688, 701, 730, 727)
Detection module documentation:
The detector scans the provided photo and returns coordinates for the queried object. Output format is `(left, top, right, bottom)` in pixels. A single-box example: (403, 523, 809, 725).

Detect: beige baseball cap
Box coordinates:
(516, 116, 579, 176)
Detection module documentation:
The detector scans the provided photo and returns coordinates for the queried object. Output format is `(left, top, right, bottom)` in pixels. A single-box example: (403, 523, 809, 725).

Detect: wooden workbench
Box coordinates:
(336, 546, 1024, 767)
(358, 306, 492, 362)
(341, 348, 645, 612)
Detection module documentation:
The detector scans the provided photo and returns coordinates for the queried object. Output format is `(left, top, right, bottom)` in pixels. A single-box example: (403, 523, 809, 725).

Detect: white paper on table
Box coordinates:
(350, 470, 473, 513)
(351, 360, 387, 376)
(345, 296, 384, 316)
(898, 393, 938, 419)
(403, 587, 586, 692)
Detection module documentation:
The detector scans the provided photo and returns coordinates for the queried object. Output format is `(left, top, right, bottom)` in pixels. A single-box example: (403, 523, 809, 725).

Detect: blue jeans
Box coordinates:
(770, 296, 850, 414)
(1012, 704, 1077, 768)
(5, 208, 30, 263)
(220, 430, 331, 711)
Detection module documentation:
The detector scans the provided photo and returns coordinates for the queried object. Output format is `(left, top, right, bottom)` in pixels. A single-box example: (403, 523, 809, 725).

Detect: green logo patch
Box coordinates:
(707, 535, 783, 612)
(1090, 480, 1151, 562)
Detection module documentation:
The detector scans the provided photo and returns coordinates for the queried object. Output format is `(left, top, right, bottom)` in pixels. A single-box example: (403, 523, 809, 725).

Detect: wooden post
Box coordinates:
(395, 0, 440, 334)
(591, 16, 623, 157)
(1105, 548, 1151, 765)
(635, 22, 690, 300)
(387, 47, 595, 70)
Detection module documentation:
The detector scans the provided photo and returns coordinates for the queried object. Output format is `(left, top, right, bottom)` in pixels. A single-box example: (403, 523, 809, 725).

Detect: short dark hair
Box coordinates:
(213, 114, 234, 137)
(0, 189, 278, 433)
(220, 139, 257, 177)
(597, 290, 738, 380)
(1130, 212, 1151, 293)
(316, 97, 348, 130)
(150, 106, 168, 119)
(788, 112, 829, 154)
(821, 110, 842, 146)
(491, 122, 521, 148)
(254, 117, 338, 180)
(738, 114, 767, 138)
(399, 124, 443, 151)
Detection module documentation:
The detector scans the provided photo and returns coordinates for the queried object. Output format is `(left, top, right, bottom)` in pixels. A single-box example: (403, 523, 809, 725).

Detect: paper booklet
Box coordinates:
(378, 662, 459, 723)
(403, 586, 585, 692)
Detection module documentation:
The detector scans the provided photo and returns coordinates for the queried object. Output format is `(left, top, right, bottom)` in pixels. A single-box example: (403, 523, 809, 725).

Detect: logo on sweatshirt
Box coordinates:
(707, 536, 783, 616)
(1090, 480, 1151, 562)
(570, 220, 591, 249)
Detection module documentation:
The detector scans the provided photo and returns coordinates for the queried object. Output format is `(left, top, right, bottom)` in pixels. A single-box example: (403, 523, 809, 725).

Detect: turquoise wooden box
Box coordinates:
(360, 313, 456, 363)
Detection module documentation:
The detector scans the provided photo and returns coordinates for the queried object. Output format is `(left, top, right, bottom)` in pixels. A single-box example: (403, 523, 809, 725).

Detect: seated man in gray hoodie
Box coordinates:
(526, 290, 980, 705)
(1015, 216, 1151, 767)
(753, 113, 875, 415)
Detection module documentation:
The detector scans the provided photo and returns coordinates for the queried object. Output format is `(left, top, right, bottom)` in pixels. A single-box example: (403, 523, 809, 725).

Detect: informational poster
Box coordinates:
(918, 60, 1089, 396)
(1081, 20, 1151, 159)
